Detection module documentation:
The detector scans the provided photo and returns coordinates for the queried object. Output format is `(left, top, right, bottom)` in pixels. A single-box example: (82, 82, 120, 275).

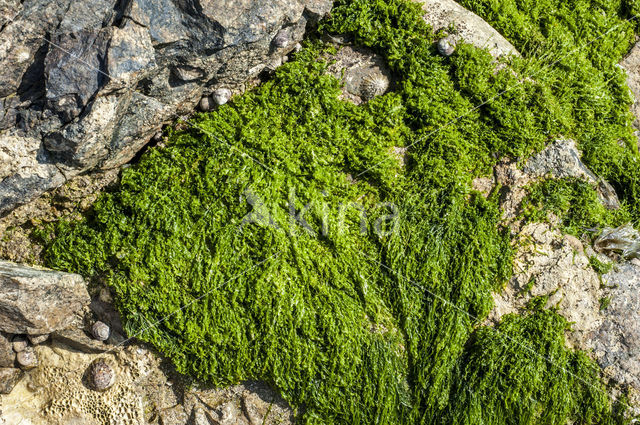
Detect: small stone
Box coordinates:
(28, 334, 49, 345)
(0, 368, 23, 394)
(152, 131, 164, 143)
(437, 37, 456, 57)
(282, 55, 289, 63)
(16, 348, 37, 370)
(88, 359, 115, 391)
(12, 335, 27, 352)
(199, 96, 213, 112)
(293, 43, 302, 53)
(212, 88, 232, 106)
(272, 28, 290, 49)
(91, 321, 110, 341)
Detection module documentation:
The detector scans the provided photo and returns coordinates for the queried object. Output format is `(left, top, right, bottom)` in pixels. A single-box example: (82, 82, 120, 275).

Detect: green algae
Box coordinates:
(37, 0, 640, 423)
(521, 178, 632, 236)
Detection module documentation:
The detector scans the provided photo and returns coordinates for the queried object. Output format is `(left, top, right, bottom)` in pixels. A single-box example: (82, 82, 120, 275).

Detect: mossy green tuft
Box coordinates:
(38, 0, 640, 423)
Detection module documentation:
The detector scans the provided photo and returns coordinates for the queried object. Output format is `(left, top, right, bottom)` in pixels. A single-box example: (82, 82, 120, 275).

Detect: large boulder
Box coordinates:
(0, 0, 332, 215)
(0, 261, 90, 334)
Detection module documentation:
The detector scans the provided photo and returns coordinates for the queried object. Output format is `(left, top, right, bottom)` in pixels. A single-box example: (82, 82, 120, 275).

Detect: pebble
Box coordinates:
(88, 359, 115, 391)
(91, 321, 110, 342)
(16, 348, 37, 370)
(199, 96, 213, 112)
(12, 336, 27, 353)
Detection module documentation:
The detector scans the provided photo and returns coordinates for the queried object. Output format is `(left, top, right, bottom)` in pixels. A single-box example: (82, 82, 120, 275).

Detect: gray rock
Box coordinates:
(28, 334, 49, 345)
(191, 407, 211, 425)
(88, 358, 115, 391)
(524, 139, 620, 209)
(0, 0, 333, 215)
(160, 405, 189, 425)
(16, 347, 37, 370)
(0, 367, 23, 394)
(11, 335, 27, 352)
(0, 333, 15, 367)
(594, 263, 640, 389)
(418, 0, 519, 59)
(620, 42, 640, 147)
(52, 328, 109, 354)
(0, 260, 90, 334)
(91, 321, 110, 342)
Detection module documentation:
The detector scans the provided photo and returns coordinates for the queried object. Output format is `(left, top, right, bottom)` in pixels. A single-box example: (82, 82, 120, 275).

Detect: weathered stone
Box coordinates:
(28, 334, 49, 345)
(594, 263, 640, 389)
(159, 405, 189, 425)
(0, 134, 66, 214)
(16, 347, 37, 370)
(0, 332, 15, 367)
(191, 407, 211, 425)
(0, 0, 333, 215)
(0, 260, 90, 334)
(620, 41, 640, 146)
(11, 335, 27, 352)
(0, 367, 23, 394)
(52, 327, 109, 354)
(524, 139, 620, 209)
(88, 358, 115, 391)
(418, 0, 519, 58)
(490, 223, 604, 350)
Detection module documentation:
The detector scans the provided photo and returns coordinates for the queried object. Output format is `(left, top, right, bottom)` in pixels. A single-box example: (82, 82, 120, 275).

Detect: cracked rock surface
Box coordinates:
(0, 0, 332, 215)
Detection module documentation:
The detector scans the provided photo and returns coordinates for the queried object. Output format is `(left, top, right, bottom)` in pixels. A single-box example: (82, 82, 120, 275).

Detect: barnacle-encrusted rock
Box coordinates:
(212, 88, 233, 106)
(0, 261, 90, 335)
(88, 359, 115, 391)
(16, 347, 37, 370)
(91, 321, 110, 342)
